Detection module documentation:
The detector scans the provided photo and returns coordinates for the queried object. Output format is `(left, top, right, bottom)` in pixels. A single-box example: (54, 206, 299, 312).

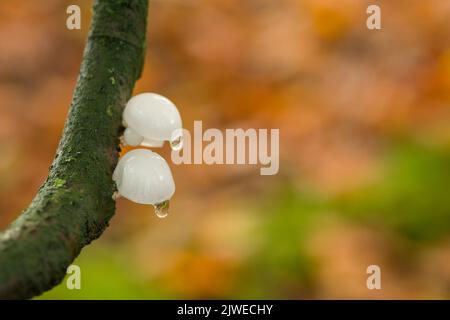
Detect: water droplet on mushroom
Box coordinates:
(170, 129, 183, 151)
(154, 200, 169, 218)
(170, 137, 183, 151)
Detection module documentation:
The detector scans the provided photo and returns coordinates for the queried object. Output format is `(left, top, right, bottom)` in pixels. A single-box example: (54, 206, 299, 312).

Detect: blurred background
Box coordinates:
(1, 0, 450, 299)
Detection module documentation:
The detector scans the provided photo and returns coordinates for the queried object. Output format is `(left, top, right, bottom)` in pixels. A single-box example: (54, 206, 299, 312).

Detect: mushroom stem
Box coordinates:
(123, 127, 144, 146)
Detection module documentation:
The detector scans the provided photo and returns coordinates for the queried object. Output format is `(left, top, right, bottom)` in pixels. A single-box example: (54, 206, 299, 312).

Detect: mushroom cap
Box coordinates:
(123, 93, 182, 142)
(113, 149, 175, 205)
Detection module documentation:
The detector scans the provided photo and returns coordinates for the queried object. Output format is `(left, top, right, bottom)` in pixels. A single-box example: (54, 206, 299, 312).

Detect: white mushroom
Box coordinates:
(122, 93, 182, 148)
(113, 149, 175, 217)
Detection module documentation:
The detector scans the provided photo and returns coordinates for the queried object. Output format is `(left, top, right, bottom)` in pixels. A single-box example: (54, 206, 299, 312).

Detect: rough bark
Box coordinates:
(0, 0, 148, 299)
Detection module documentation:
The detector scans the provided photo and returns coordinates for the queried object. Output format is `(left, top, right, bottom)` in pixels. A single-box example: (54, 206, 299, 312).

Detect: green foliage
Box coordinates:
(237, 186, 325, 298)
(335, 142, 450, 242)
(238, 142, 450, 298)
(38, 245, 166, 300)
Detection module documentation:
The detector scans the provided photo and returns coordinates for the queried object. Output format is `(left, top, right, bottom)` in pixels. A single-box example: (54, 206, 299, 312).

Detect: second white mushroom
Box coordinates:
(113, 148, 175, 218)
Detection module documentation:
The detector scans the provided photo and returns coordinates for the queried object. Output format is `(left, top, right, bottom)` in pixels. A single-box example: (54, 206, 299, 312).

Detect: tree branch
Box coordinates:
(0, 0, 148, 299)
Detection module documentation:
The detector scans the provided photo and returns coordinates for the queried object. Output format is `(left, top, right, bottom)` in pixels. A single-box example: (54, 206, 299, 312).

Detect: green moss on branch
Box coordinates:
(0, 0, 148, 299)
